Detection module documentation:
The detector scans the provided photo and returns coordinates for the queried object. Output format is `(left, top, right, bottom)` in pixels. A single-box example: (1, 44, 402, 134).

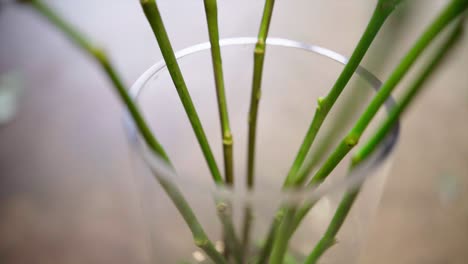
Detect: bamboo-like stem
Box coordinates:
(307, 0, 468, 188)
(240, 206, 253, 262)
(215, 200, 243, 263)
(262, 2, 404, 262)
(268, 206, 297, 264)
(202, 2, 236, 260)
(254, 209, 284, 264)
(203, 0, 234, 185)
(246, 0, 275, 188)
(25, 0, 170, 162)
(241, 1, 276, 259)
(26, 1, 227, 262)
(140, 0, 223, 184)
(267, 2, 467, 261)
(283, 0, 403, 187)
(156, 176, 227, 264)
(296, 0, 413, 188)
(304, 18, 464, 264)
(286, 0, 468, 247)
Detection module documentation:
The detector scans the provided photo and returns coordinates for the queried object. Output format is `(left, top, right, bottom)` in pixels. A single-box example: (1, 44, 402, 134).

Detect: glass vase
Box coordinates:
(124, 37, 398, 263)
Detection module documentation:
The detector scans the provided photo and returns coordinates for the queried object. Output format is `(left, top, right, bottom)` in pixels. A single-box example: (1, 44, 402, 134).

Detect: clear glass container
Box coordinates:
(125, 38, 398, 263)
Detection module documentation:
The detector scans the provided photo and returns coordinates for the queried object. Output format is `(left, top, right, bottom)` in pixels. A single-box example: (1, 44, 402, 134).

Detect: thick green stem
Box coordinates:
(283, 0, 402, 187)
(203, 0, 234, 185)
(304, 20, 464, 264)
(140, 0, 223, 184)
(25, 0, 170, 162)
(247, 0, 275, 188)
(307, 0, 468, 188)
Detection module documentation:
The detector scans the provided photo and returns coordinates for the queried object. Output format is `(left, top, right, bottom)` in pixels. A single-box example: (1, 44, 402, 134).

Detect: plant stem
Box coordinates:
(247, 0, 275, 188)
(25, 0, 170, 162)
(307, 0, 468, 188)
(215, 200, 243, 263)
(140, 0, 223, 184)
(257, 2, 404, 261)
(157, 176, 227, 264)
(302, 189, 356, 264)
(304, 19, 464, 264)
(25, 1, 227, 263)
(296, 0, 413, 187)
(203, 0, 234, 185)
(268, 207, 297, 264)
(242, 1, 275, 260)
(288, 0, 468, 247)
(283, 0, 403, 187)
(202, 2, 236, 261)
(255, 209, 283, 264)
(240, 206, 253, 262)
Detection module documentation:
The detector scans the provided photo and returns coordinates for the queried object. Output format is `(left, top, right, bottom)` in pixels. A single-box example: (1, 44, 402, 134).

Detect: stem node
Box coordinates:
(344, 134, 359, 147)
(194, 239, 210, 248)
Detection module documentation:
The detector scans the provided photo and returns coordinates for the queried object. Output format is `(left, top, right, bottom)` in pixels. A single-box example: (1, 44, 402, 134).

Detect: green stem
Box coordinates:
(25, 0, 170, 162)
(240, 206, 253, 262)
(203, 0, 234, 185)
(283, 0, 403, 187)
(304, 20, 464, 264)
(25, 1, 227, 263)
(291, 1, 467, 251)
(243, 2, 275, 261)
(307, 0, 468, 188)
(268, 207, 296, 264)
(258, 3, 404, 261)
(296, 0, 412, 188)
(157, 176, 227, 264)
(140, 0, 223, 184)
(303, 189, 357, 264)
(215, 200, 243, 264)
(255, 209, 283, 264)
(202, 2, 236, 261)
(247, 0, 275, 188)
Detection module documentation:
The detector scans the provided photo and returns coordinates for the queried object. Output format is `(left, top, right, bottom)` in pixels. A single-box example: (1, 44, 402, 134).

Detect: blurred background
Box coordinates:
(1, 0, 467, 263)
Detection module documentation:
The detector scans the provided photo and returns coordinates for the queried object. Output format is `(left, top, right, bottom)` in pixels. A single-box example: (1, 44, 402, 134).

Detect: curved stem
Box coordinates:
(247, 0, 275, 188)
(307, 0, 468, 188)
(203, 0, 234, 185)
(157, 176, 227, 264)
(268, 207, 296, 264)
(259, 2, 403, 262)
(304, 19, 464, 264)
(26, 1, 246, 263)
(26, 1, 227, 262)
(25, 0, 170, 162)
(140, 0, 223, 184)
(254, 209, 283, 264)
(283, 0, 402, 187)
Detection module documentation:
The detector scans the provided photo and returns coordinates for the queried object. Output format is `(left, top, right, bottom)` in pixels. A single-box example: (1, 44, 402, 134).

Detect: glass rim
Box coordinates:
(124, 37, 400, 204)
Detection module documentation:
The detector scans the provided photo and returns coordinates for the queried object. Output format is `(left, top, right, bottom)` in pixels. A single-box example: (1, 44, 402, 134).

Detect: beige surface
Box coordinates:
(1, 0, 467, 263)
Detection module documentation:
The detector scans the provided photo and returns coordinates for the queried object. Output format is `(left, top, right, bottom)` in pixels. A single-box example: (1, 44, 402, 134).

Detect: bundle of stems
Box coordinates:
(21, 0, 467, 263)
